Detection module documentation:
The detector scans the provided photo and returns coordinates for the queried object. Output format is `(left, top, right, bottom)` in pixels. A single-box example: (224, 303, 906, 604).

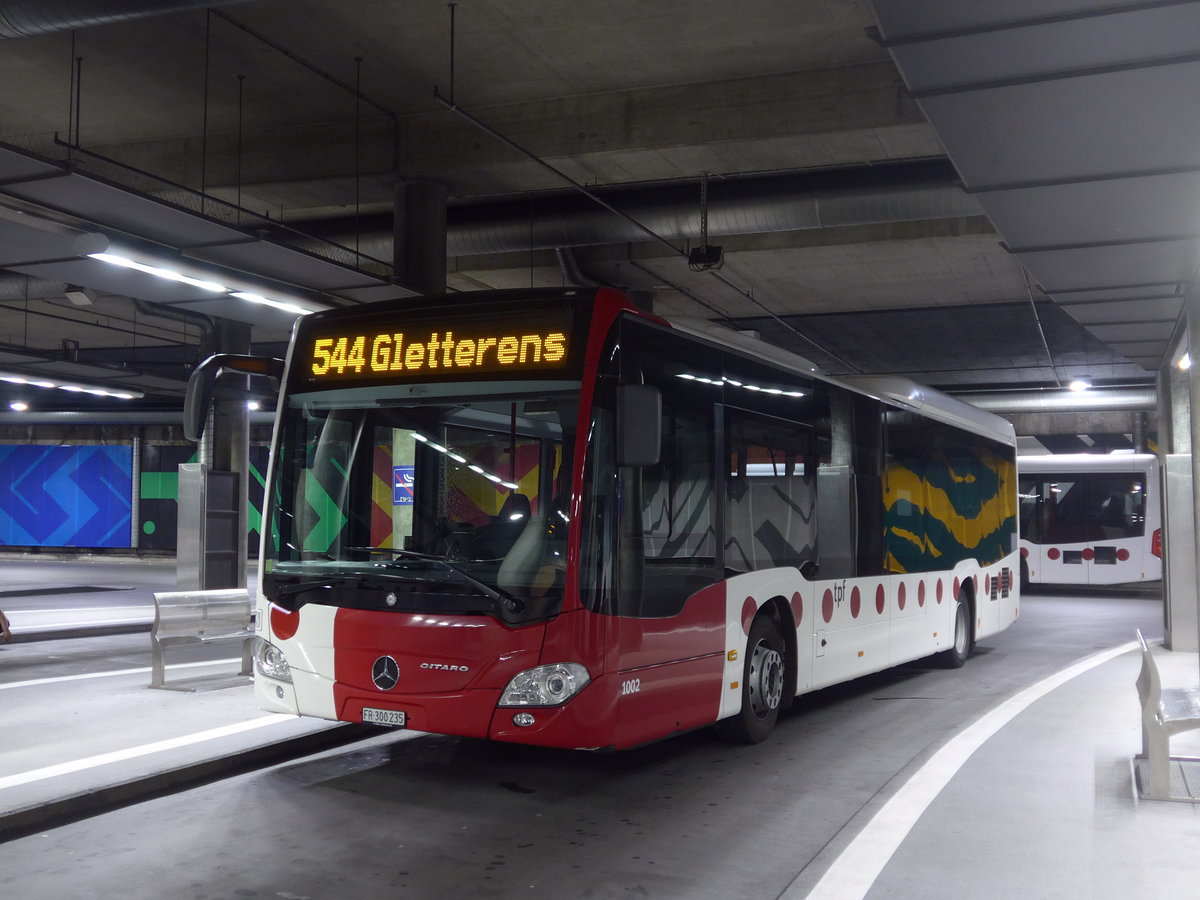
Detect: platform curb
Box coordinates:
(0, 723, 378, 842)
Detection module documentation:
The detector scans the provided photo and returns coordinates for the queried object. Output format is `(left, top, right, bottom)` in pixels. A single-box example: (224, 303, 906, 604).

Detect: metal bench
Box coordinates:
(1134, 628, 1200, 800)
(150, 589, 254, 689)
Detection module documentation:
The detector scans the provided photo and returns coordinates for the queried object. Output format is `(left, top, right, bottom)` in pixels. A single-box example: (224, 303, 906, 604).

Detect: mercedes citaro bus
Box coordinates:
(187, 287, 1019, 750)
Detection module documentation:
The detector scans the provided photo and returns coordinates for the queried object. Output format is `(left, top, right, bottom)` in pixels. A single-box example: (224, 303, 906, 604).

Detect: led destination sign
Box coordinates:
(302, 314, 572, 383)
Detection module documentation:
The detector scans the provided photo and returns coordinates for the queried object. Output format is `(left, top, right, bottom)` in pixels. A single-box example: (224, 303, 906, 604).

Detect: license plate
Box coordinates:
(362, 707, 406, 727)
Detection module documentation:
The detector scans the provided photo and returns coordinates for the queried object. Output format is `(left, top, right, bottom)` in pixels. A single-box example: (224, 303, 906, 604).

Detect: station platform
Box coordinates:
(0, 557, 376, 840)
(1, 559, 1198, 898)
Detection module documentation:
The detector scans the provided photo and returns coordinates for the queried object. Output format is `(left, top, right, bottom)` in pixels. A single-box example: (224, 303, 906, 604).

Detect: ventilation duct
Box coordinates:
(0, 274, 66, 299)
(955, 388, 1157, 414)
(0, 1, 246, 38)
(301, 159, 981, 259)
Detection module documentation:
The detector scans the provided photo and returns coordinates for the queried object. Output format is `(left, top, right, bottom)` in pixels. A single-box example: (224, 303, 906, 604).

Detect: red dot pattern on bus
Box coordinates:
(1082, 548, 1095, 561)
(1117, 549, 1130, 561)
(742, 597, 757, 635)
(1047, 548, 1061, 560)
(271, 604, 300, 641)
(738, 567, 1008, 642)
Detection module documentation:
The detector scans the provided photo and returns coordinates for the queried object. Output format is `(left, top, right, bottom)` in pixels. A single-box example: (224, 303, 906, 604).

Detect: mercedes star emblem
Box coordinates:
(371, 655, 400, 691)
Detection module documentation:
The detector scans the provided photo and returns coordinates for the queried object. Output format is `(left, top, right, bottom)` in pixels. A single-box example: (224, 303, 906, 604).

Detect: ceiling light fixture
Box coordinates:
(230, 291, 323, 316)
(88, 251, 326, 316)
(0, 370, 142, 399)
(9, 401, 28, 411)
(64, 285, 97, 306)
(88, 252, 227, 292)
(1179, 353, 1192, 371)
(1068, 379, 1091, 392)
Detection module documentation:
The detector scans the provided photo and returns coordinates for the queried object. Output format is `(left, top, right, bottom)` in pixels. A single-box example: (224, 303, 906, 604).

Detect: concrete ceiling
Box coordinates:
(0, 0, 1192, 411)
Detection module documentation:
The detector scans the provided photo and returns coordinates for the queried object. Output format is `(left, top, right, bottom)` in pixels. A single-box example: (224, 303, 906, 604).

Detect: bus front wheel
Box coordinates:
(718, 613, 785, 744)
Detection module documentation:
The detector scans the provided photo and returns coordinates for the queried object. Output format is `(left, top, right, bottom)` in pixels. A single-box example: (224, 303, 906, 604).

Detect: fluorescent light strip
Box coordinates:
(89, 252, 226, 292)
(230, 291, 320, 316)
(0, 370, 142, 399)
(89, 252, 322, 315)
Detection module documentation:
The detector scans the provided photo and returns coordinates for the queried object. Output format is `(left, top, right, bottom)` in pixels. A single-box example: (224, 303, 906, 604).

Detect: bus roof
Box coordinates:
(664, 316, 1017, 448)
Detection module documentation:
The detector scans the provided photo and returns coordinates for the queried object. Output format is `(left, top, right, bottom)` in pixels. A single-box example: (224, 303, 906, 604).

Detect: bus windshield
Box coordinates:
(264, 382, 579, 624)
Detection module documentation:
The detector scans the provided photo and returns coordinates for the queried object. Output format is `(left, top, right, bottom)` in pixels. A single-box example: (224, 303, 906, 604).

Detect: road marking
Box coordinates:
(9, 605, 152, 613)
(0, 716, 288, 791)
(793, 640, 1137, 900)
(0, 659, 244, 691)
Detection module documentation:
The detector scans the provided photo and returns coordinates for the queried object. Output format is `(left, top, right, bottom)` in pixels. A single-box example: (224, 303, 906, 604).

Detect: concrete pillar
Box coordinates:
(1184, 288, 1200, 660)
(393, 180, 448, 295)
(1170, 360, 1191, 453)
(182, 319, 251, 590)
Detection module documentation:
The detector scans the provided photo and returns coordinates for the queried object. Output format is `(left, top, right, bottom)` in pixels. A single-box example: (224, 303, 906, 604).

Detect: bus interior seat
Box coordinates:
(469, 493, 531, 559)
(497, 497, 567, 597)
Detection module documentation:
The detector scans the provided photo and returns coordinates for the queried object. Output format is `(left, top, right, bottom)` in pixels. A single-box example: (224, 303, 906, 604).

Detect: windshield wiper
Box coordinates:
(341, 546, 521, 612)
(272, 576, 347, 598)
(342, 546, 446, 561)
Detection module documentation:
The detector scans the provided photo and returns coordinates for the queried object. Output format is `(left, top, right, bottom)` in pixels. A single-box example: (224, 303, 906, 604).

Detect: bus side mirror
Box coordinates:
(184, 353, 285, 442)
(617, 384, 661, 467)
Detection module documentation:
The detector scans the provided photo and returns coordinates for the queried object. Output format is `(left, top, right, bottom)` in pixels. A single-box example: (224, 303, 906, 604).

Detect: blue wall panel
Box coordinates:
(0, 445, 133, 548)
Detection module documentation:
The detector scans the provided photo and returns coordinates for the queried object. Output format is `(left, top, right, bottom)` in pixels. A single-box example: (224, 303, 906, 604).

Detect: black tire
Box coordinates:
(718, 613, 786, 744)
(938, 592, 972, 669)
(1020, 558, 1030, 592)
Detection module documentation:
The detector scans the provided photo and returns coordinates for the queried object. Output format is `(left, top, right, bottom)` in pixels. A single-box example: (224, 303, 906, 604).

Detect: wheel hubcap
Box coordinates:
(749, 639, 784, 716)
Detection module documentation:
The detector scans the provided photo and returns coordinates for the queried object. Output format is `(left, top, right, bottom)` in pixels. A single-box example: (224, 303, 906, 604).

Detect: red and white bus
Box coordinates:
(192, 287, 1019, 749)
(1018, 453, 1162, 588)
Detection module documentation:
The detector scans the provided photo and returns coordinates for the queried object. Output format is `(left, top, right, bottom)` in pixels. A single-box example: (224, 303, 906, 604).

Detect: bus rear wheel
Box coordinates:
(719, 613, 785, 744)
(939, 592, 972, 669)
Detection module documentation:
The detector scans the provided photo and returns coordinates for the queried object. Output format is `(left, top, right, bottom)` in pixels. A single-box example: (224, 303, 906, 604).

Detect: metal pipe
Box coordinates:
(1023, 268, 1061, 387)
(130, 298, 216, 357)
(0, 1, 247, 39)
(434, 87, 688, 259)
(0, 410, 277, 425)
(299, 158, 978, 258)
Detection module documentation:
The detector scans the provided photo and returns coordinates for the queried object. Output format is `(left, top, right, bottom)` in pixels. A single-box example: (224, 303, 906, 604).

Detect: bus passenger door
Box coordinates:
(613, 397, 726, 745)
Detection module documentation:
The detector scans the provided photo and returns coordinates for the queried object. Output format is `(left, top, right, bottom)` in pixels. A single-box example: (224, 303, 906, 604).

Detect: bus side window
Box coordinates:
(634, 403, 718, 617)
(725, 411, 816, 573)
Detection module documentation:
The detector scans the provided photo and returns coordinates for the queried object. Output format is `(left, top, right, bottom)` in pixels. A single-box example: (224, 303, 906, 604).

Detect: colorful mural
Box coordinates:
(139, 444, 269, 552)
(883, 446, 1016, 573)
(0, 445, 133, 548)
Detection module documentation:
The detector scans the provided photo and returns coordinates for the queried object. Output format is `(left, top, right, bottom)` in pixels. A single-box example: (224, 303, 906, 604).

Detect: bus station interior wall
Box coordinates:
(0, 423, 272, 554)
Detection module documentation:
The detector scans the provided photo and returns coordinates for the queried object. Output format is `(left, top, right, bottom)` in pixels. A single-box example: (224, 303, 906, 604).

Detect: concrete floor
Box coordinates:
(0, 563, 1192, 899)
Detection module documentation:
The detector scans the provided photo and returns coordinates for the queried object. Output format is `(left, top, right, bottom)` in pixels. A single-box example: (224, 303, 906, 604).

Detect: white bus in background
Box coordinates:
(1018, 453, 1162, 588)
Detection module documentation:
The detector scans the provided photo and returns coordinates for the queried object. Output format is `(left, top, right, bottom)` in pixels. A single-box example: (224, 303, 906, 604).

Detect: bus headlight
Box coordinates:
(499, 662, 590, 707)
(254, 637, 292, 683)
